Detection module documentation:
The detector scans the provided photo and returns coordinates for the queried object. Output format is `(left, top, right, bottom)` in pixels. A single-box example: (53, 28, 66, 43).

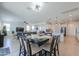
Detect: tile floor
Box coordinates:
(2, 35, 79, 56)
(59, 36, 79, 56)
(4, 36, 20, 56)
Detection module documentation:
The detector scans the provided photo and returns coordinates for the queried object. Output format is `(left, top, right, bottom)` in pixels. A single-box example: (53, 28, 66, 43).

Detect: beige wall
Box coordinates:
(22, 21, 79, 37)
(47, 22, 78, 37)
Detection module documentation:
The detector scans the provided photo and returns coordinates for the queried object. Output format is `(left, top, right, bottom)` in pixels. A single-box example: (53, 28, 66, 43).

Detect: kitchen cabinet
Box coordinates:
(0, 35, 4, 47)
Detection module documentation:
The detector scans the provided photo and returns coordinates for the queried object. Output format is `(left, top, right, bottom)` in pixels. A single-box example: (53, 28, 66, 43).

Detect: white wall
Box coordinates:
(0, 21, 24, 35)
(0, 7, 25, 35)
(10, 22, 24, 33)
(67, 23, 76, 36)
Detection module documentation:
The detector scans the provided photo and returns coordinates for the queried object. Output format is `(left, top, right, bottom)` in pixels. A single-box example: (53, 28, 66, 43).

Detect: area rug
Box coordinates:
(0, 47, 10, 56)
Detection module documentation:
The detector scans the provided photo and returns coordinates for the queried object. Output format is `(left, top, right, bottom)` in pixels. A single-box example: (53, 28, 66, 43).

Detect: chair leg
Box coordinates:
(19, 45, 21, 56)
(57, 44, 59, 55)
(54, 48, 56, 56)
(19, 45, 27, 56)
(24, 48, 26, 56)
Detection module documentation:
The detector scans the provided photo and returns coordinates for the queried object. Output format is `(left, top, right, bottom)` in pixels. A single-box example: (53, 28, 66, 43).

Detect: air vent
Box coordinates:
(62, 7, 79, 14)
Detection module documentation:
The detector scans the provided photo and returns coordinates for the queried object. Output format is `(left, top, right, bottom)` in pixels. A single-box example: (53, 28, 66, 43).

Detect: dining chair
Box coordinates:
(19, 35, 44, 56)
(55, 35, 60, 56)
(19, 36, 27, 56)
(17, 32, 23, 39)
(23, 37, 44, 56)
(41, 35, 60, 56)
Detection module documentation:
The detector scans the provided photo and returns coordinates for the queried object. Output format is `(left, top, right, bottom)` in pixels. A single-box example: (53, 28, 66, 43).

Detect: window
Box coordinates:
(0, 22, 2, 31)
(39, 26, 42, 31)
(0, 22, 1, 27)
(32, 25, 35, 30)
(26, 25, 30, 31)
(4, 23, 10, 31)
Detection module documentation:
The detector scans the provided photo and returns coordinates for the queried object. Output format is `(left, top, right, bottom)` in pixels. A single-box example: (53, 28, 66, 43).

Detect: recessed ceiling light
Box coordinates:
(69, 14, 72, 16)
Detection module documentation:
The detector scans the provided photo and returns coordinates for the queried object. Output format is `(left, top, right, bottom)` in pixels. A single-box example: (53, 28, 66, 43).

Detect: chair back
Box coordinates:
(19, 36, 27, 56)
(23, 37, 32, 56)
(19, 35, 32, 56)
(50, 35, 60, 55)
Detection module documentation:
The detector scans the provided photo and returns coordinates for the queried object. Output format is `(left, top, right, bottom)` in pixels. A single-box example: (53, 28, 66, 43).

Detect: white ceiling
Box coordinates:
(0, 2, 79, 24)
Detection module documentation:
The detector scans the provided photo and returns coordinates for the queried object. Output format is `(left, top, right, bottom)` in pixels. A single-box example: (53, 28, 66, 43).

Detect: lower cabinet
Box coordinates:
(0, 35, 4, 47)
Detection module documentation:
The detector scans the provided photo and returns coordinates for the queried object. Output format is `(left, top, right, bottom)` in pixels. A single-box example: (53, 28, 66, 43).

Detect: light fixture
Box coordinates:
(69, 14, 72, 16)
(32, 2, 44, 12)
(68, 14, 73, 21)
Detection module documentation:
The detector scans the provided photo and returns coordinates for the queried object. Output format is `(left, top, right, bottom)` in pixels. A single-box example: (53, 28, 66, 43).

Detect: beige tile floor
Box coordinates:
(59, 36, 79, 56)
(2, 35, 79, 56)
(4, 36, 20, 56)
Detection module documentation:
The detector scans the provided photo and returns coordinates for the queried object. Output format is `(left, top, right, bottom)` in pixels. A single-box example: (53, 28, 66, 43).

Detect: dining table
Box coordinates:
(27, 34, 52, 46)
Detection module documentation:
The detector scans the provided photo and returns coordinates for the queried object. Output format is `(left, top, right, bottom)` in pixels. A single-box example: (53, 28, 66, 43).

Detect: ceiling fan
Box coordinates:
(26, 2, 44, 12)
(27, 5, 40, 10)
